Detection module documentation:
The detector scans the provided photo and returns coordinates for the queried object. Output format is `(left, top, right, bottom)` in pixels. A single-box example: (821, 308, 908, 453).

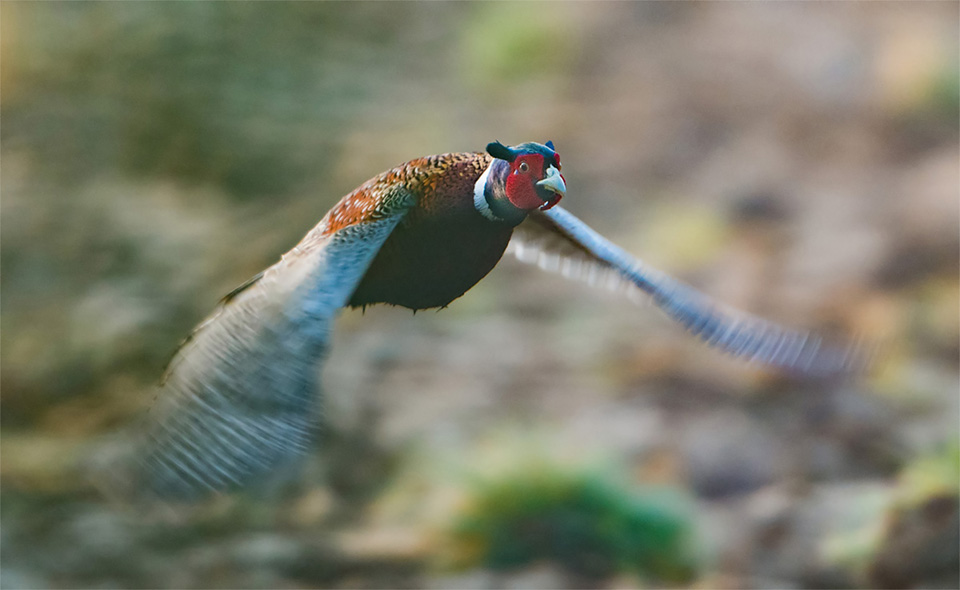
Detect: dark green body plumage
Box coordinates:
(346, 152, 513, 310)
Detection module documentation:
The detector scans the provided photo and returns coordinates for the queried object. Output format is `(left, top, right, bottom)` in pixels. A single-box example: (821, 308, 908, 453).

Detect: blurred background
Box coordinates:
(1, 3, 958, 588)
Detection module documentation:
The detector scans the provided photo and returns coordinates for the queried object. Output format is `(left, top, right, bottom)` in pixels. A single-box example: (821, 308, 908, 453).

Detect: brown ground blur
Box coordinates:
(1, 3, 958, 588)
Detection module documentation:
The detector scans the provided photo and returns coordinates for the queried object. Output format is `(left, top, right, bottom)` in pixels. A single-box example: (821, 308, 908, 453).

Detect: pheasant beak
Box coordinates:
(537, 165, 566, 211)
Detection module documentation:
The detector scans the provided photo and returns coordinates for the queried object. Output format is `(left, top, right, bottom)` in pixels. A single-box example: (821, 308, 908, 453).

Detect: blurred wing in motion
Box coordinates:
(120, 193, 414, 501)
(511, 206, 865, 378)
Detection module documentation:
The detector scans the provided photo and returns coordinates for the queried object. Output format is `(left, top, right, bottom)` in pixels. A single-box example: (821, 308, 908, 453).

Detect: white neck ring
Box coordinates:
(473, 164, 500, 222)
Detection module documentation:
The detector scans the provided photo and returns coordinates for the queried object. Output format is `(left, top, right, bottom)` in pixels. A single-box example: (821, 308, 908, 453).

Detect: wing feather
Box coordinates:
(119, 191, 414, 500)
(511, 206, 867, 378)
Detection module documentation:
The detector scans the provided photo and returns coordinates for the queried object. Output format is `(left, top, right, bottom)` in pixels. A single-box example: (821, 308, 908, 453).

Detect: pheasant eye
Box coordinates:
(518, 162, 529, 173)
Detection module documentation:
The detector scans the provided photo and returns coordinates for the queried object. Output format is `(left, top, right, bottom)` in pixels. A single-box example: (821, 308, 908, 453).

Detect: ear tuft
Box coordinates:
(486, 141, 516, 162)
(545, 140, 555, 150)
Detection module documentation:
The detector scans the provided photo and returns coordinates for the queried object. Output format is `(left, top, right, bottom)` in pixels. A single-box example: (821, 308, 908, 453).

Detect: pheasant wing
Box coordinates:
(119, 189, 415, 501)
(510, 206, 866, 378)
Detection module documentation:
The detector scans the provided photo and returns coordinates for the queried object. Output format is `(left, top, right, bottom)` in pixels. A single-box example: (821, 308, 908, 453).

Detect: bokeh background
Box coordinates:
(2, 3, 958, 588)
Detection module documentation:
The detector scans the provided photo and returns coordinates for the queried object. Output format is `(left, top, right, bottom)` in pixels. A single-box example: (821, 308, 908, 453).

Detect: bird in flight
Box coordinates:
(123, 140, 864, 500)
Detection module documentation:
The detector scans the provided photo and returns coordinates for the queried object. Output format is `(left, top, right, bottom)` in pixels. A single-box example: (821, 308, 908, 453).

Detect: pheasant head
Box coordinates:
(474, 140, 566, 225)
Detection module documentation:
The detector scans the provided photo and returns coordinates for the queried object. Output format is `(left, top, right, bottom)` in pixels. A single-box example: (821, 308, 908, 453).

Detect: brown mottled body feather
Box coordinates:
(330, 152, 513, 310)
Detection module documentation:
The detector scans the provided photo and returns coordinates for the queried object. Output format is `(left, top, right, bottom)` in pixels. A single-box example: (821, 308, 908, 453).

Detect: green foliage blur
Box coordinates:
(445, 463, 699, 585)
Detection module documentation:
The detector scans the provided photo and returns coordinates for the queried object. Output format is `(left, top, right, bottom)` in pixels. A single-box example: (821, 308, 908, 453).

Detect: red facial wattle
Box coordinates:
(504, 154, 545, 211)
(504, 153, 566, 212)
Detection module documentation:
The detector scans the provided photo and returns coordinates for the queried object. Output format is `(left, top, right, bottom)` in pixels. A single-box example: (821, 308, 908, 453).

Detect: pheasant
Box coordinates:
(124, 140, 863, 500)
